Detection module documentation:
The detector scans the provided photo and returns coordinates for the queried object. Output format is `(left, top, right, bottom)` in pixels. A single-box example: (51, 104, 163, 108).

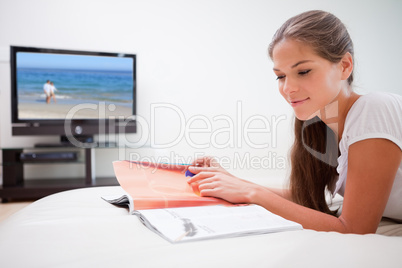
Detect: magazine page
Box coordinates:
(112, 161, 232, 210)
(135, 204, 303, 243)
(101, 193, 134, 213)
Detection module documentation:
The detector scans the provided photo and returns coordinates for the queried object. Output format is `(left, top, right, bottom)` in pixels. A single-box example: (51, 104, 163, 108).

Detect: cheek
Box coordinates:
(323, 73, 342, 98)
(325, 65, 343, 88)
(309, 72, 337, 98)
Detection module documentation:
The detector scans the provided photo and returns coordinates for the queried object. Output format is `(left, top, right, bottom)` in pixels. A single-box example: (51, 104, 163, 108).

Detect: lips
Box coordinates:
(289, 97, 309, 107)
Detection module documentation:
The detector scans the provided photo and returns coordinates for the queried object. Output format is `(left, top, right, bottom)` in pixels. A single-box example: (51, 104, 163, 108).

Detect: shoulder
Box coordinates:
(342, 92, 402, 149)
(346, 92, 402, 123)
(348, 92, 402, 114)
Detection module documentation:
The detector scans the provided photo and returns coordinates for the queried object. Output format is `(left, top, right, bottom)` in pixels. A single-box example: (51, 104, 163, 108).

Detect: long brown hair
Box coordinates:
(268, 10, 354, 215)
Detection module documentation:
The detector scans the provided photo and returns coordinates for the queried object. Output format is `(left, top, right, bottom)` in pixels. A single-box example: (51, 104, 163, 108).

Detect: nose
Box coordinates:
(281, 77, 298, 95)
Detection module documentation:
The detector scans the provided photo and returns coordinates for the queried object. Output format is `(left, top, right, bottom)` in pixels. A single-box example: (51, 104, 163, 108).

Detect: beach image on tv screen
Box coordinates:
(16, 52, 134, 120)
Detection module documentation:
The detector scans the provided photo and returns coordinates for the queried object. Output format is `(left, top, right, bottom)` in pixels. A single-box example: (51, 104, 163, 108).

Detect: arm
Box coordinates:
(337, 138, 401, 233)
(268, 188, 292, 201)
(188, 139, 401, 233)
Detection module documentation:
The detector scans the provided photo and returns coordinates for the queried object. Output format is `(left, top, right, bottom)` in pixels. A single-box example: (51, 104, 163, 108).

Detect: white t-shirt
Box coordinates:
(334, 92, 402, 221)
(43, 83, 51, 95)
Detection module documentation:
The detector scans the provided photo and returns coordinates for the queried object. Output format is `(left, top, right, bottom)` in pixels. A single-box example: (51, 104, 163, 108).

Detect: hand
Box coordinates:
(187, 164, 259, 204)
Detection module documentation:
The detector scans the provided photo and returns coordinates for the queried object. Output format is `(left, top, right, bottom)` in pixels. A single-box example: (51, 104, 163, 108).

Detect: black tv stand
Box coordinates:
(0, 146, 119, 202)
(35, 143, 75, 148)
(35, 142, 117, 148)
(35, 134, 118, 148)
(34, 135, 96, 148)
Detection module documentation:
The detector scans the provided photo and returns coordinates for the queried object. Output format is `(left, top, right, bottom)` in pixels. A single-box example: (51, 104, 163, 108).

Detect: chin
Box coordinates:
(294, 111, 321, 121)
(294, 115, 309, 122)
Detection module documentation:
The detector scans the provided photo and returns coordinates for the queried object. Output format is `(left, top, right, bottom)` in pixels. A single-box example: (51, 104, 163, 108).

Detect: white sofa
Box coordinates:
(0, 186, 401, 268)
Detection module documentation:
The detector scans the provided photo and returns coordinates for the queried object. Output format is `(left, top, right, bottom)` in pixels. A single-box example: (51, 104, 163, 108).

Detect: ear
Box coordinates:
(340, 52, 353, 81)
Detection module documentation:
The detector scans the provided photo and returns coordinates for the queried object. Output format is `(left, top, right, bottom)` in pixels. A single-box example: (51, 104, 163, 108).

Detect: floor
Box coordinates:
(0, 201, 32, 223)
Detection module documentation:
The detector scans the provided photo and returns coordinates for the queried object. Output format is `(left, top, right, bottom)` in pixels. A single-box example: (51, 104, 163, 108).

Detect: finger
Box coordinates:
(198, 181, 217, 192)
(189, 177, 216, 196)
(191, 156, 215, 167)
(190, 157, 208, 166)
(196, 177, 217, 186)
(208, 158, 221, 168)
(188, 166, 220, 174)
(199, 188, 218, 197)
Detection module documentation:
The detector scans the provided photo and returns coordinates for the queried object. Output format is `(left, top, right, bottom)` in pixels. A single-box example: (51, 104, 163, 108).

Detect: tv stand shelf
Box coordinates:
(0, 147, 119, 202)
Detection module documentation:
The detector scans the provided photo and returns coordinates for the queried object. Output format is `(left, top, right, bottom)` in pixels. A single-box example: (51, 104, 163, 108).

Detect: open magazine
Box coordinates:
(102, 160, 302, 243)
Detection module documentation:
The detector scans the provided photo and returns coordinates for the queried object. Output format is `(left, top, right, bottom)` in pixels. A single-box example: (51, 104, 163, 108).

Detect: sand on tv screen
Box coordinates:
(16, 51, 134, 121)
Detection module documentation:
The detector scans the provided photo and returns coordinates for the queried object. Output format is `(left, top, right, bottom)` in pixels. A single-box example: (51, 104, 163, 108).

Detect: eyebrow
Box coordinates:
(273, 60, 313, 71)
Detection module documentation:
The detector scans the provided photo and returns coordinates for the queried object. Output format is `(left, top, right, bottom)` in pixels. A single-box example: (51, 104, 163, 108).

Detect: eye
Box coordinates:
(276, 75, 285, 80)
(298, 69, 311, 76)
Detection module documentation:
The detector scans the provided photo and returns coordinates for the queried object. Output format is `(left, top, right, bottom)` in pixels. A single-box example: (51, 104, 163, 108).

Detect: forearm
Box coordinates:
(249, 186, 350, 233)
(265, 187, 292, 201)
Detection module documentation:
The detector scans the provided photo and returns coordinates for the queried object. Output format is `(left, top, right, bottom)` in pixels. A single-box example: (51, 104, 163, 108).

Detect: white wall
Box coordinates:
(0, 0, 401, 184)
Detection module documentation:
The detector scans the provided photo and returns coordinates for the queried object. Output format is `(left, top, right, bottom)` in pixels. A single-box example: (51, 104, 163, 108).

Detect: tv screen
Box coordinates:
(10, 46, 136, 142)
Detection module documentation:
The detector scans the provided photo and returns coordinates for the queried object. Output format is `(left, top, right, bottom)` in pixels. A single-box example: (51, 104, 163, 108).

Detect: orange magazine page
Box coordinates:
(112, 161, 232, 210)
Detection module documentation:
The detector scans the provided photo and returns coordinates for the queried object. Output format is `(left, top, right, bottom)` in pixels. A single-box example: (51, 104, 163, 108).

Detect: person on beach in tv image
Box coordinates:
(187, 10, 402, 234)
(43, 80, 51, 104)
(49, 81, 57, 103)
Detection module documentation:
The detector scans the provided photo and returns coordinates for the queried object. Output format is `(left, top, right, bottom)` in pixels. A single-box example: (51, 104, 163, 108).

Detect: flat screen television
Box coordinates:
(10, 46, 136, 147)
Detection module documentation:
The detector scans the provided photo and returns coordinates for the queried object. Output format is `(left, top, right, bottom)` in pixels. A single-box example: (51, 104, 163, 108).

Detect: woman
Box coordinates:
(49, 81, 58, 103)
(187, 10, 402, 234)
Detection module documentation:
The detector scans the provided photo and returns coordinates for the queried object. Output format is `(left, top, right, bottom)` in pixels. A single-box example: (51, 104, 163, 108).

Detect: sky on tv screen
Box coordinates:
(17, 52, 133, 71)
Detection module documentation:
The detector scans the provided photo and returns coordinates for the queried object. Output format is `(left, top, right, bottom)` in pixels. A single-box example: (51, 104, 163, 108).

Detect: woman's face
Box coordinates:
(272, 39, 344, 121)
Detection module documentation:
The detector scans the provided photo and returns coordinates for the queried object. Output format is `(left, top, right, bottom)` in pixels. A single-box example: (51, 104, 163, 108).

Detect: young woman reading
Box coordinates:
(187, 10, 402, 234)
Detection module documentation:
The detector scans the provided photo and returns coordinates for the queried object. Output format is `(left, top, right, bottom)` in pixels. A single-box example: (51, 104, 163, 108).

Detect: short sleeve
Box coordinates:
(334, 92, 402, 197)
(342, 92, 402, 150)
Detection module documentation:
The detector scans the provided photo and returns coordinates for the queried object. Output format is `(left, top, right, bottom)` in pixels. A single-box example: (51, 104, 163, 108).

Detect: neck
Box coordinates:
(319, 88, 360, 141)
